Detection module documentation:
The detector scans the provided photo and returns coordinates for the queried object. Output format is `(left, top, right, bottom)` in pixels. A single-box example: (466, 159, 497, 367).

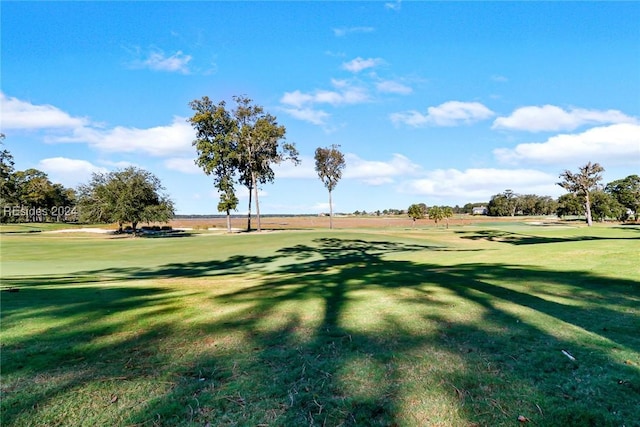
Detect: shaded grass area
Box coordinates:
(1, 226, 639, 426)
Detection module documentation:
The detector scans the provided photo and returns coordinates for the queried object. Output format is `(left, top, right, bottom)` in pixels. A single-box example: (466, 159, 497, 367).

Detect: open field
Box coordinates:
(1, 221, 639, 426)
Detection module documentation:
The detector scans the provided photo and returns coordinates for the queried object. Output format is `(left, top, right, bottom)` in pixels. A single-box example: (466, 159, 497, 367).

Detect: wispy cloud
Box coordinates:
(164, 157, 200, 174)
(401, 168, 558, 201)
(280, 78, 371, 126)
(280, 107, 330, 126)
(390, 101, 495, 127)
(492, 105, 637, 132)
(375, 80, 412, 95)
(342, 57, 384, 73)
(281, 80, 369, 108)
(37, 157, 107, 188)
(0, 92, 89, 130)
(130, 48, 193, 74)
(332, 26, 375, 37)
(494, 123, 640, 166)
(53, 116, 195, 157)
(385, 0, 402, 11)
(344, 153, 422, 185)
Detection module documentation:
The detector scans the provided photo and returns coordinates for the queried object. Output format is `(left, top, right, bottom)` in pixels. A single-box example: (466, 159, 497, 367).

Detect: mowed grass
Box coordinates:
(1, 224, 639, 426)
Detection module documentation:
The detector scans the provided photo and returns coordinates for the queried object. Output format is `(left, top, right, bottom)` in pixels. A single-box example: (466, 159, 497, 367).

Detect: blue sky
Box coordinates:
(2, 1, 639, 215)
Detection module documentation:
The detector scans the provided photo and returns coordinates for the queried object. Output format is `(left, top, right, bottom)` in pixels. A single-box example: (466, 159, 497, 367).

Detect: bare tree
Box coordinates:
(558, 162, 604, 226)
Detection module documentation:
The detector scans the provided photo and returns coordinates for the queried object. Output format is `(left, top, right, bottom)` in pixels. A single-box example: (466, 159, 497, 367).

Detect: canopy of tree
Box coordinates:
(76, 167, 174, 233)
(314, 144, 346, 229)
(189, 96, 299, 232)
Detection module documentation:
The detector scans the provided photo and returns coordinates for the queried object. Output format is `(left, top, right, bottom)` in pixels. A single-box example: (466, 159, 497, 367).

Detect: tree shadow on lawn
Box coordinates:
(129, 238, 639, 425)
(2, 238, 639, 426)
(455, 228, 640, 245)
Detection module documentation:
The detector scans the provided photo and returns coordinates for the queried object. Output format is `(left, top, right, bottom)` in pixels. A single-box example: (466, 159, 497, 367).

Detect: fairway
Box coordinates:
(1, 223, 639, 426)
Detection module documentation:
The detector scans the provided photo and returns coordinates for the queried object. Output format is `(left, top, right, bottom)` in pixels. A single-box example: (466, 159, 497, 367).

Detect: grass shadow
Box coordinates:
(2, 237, 639, 425)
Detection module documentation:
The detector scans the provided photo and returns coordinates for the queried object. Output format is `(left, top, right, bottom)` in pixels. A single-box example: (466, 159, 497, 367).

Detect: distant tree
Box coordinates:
(534, 196, 558, 216)
(77, 167, 174, 234)
(0, 134, 16, 208)
(233, 96, 299, 232)
(314, 144, 346, 229)
(590, 190, 625, 222)
(407, 203, 426, 227)
(189, 97, 239, 232)
(558, 162, 604, 226)
(442, 206, 454, 228)
(487, 191, 514, 216)
(605, 175, 640, 220)
(556, 193, 583, 218)
(429, 205, 451, 227)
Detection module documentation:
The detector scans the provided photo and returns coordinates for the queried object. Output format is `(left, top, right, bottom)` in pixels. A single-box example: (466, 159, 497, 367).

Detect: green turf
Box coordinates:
(1, 224, 639, 426)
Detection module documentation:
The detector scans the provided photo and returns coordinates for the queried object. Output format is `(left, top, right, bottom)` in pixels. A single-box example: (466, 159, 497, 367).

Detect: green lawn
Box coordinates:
(1, 224, 639, 426)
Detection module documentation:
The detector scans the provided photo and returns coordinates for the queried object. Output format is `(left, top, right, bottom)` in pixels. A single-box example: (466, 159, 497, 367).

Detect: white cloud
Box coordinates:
(281, 83, 369, 109)
(401, 168, 559, 201)
(273, 156, 316, 179)
(54, 116, 194, 157)
(132, 49, 193, 74)
(345, 153, 422, 185)
(390, 101, 495, 127)
(333, 27, 375, 37)
(492, 105, 637, 132)
(342, 57, 384, 73)
(375, 80, 412, 95)
(385, 0, 402, 11)
(0, 93, 89, 130)
(494, 123, 640, 166)
(37, 157, 107, 188)
(164, 157, 200, 174)
(281, 108, 330, 126)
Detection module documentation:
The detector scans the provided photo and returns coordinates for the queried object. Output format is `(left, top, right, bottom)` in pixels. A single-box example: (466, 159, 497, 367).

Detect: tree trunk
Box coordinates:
(132, 221, 138, 237)
(585, 193, 593, 226)
(253, 172, 261, 232)
(226, 209, 231, 233)
(246, 184, 252, 232)
(329, 189, 333, 230)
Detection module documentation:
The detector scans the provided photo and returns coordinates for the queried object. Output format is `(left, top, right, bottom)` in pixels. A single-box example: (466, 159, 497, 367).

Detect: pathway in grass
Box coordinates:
(1, 225, 639, 426)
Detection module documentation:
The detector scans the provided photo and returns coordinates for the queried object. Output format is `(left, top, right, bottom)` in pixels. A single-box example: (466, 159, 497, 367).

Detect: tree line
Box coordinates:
(2, 100, 638, 231)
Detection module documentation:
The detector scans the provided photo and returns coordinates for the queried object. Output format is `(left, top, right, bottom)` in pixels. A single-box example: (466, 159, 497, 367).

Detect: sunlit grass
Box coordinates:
(1, 224, 639, 426)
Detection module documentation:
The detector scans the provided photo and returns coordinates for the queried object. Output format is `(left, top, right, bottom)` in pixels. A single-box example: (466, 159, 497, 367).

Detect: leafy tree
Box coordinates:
(233, 96, 299, 232)
(314, 144, 346, 229)
(534, 196, 558, 216)
(77, 167, 174, 234)
(556, 193, 583, 218)
(0, 134, 17, 209)
(590, 190, 625, 222)
(605, 175, 640, 220)
(428, 205, 452, 227)
(558, 162, 604, 226)
(442, 206, 454, 228)
(189, 97, 239, 232)
(487, 190, 518, 216)
(407, 203, 426, 227)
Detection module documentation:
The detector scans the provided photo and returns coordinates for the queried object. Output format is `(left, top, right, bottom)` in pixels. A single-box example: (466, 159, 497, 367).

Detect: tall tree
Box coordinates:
(558, 162, 604, 226)
(605, 175, 640, 221)
(189, 97, 239, 232)
(233, 96, 299, 232)
(429, 206, 446, 226)
(314, 144, 346, 229)
(77, 167, 174, 234)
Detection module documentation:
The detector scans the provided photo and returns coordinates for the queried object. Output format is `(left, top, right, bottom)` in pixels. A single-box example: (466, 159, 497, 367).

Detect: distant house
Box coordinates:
(472, 206, 488, 215)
